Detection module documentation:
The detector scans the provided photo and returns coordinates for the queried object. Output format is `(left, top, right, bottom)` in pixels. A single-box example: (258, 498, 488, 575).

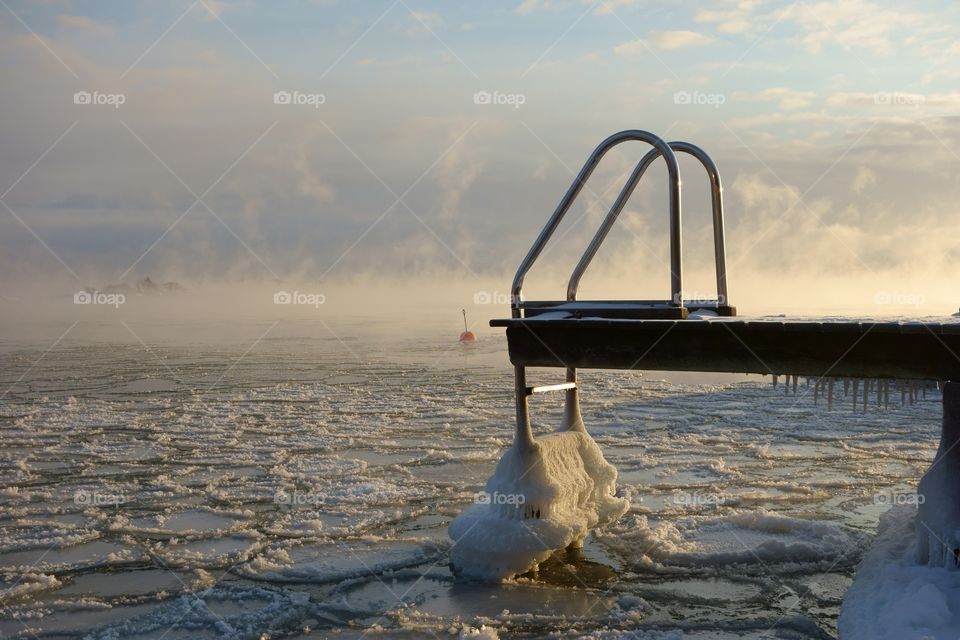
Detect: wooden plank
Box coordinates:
(493, 319, 960, 380)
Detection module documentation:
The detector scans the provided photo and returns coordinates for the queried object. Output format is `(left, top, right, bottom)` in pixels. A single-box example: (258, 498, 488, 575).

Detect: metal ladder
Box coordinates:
(509, 130, 733, 452)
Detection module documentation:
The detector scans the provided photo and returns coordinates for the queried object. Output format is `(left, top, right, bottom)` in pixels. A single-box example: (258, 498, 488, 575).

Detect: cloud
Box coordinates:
(290, 140, 336, 204)
(725, 110, 841, 129)
(646, 30, 716, 50)
(55, 14, 114, 37)
(613, 39, 647, 56)
(826, 91, 960, 110)
(773, 0, 923, 55)
(432, 125, 485, 223)
(516, 0, 563, 15)
(851, 166, 876, 194)
(615, 31, 714, 56)
(404, 10, 444, 36)
(736, 87, 817, 110)
(699, 60, 788, 72)
(592, 0, 642, 16)
(201, 1, 224, 20)
(516, 0, 641, 15)
(695, 1, 761, 35)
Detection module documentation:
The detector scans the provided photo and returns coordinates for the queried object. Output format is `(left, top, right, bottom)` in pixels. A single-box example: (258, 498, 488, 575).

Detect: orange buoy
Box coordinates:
(459, 309, 476, 342)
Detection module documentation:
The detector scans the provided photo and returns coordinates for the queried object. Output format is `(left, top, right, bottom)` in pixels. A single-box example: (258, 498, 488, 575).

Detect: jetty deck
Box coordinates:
(492, 315, 960, 381)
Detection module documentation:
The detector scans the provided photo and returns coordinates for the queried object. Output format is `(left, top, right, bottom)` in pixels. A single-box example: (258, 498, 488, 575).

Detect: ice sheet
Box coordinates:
(0, 330, 946, 638)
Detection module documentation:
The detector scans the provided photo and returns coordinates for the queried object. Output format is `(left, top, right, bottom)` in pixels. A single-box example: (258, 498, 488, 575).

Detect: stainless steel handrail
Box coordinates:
(566, 141, 728, 305)
(510, 130, 681, 318)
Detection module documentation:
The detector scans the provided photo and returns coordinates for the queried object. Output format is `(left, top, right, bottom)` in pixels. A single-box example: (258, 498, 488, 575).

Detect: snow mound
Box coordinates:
(840, 505, 960, 639)
(448, 430, 628, 581)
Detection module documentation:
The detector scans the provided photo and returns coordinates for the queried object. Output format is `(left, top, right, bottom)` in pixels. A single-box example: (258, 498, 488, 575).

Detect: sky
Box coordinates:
(1, 0, 959, 315)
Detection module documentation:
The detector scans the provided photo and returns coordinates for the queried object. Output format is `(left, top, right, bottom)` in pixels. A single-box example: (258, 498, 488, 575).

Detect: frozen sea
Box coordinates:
(0, 315, 944, 639)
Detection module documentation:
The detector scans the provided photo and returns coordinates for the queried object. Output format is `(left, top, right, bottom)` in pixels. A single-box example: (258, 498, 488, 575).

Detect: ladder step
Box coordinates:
(526, 382, 577, 396)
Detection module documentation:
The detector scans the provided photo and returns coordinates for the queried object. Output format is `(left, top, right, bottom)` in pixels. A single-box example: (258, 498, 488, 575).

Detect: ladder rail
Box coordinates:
(509, 130, 682, 319)
(566, 141, 728, 305)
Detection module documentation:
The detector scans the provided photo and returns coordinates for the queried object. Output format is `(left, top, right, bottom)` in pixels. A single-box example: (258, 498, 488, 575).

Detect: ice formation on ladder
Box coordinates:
(449, 131, 733, 581)
(447, 393, 629, 581)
